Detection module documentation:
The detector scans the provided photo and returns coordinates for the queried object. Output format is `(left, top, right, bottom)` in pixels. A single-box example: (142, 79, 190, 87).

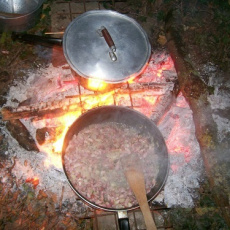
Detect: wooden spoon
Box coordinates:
(121, 154, 157, 230)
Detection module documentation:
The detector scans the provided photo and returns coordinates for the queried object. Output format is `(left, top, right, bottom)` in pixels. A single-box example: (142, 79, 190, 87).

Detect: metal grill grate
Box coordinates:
(47, 1, 175, 229)
(92, 207, 173, 229)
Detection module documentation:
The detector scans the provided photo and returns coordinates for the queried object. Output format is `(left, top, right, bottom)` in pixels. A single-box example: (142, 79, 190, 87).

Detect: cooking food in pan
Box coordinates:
(64, 122, 159, 209)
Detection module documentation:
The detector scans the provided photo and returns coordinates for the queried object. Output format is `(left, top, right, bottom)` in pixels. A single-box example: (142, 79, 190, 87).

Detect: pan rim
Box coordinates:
(62, 105, 169, 212)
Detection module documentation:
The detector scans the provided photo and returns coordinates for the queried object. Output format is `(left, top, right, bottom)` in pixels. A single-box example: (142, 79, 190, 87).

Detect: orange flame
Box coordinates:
(35, 64, 169, 169)
(37, 92, 115, 169)
(87, 78, 108, 92)
(127, 76, 136, 84)
(38, 111, 82, 168)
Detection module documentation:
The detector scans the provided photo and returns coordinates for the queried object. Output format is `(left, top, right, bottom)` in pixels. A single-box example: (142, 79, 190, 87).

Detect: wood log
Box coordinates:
(165, 8, 230, 227)
(6, 119, 39, 152)
(1, 106, 81, 121)
(1, 82, 175, 121)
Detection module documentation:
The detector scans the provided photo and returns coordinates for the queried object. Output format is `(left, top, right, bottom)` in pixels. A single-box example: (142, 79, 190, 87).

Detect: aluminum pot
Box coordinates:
(62, 106, 169, 230)
(0, 0, 44, 32)
(12, 10, 151, 85)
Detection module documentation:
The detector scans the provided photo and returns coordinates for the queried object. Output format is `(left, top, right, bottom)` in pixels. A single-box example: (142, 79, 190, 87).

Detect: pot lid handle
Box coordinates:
(98, 26, 117, 62)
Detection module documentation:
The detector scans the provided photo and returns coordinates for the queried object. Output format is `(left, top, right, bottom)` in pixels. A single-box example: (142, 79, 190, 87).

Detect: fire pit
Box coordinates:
(1, 0, 230, 228)
(0, 2, 210, 229)
(0, 45, 204, 226)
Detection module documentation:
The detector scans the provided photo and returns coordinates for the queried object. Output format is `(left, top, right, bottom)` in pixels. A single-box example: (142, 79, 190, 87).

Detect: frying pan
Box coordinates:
(62, 106, 169, 229)
(12, 10, 151, 85)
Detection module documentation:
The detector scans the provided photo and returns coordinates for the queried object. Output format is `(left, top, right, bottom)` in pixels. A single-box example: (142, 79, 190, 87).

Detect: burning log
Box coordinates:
(1, 82, 175, 121)
(1, 106, 73, 121)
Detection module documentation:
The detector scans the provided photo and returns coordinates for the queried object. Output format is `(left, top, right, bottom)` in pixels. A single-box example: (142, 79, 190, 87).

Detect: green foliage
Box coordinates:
(211, 0, 230, 9)
(190, 0, 230, 70)
(169, 208, 228, 230)
(157, 10, 166, 21)
(0, 32, 15, 54)
(0, 32, 7, 44)
(199, 195, 216, 207)
(138, 15, 147, 22)
(196, 0, 230, 9)
(127, 0, 143, 8)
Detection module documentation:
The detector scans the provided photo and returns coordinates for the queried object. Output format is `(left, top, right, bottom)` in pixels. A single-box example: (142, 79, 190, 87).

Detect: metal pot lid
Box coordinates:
(63, 10, 151, 83)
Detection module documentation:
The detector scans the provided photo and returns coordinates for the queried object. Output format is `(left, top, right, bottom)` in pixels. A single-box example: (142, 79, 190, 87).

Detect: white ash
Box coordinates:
(5, 50, 176, 110)
(2, 129, 78, 204)
(208, 87, 230, 110)
(158, 93, 204, 208)
(2, 50, 204, 210)
(5, 64, 76, 108)
(200, 62, 218, 85)
(139, 50, 177, 83)
(207, 69, 230, 142)
(211, 114, 230, 142)
(207, 65, 230, 110)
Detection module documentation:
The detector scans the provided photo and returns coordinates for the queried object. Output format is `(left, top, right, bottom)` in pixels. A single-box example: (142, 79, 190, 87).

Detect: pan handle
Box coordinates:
(118, 211, 130, 230)
(11, 33, 63, 47)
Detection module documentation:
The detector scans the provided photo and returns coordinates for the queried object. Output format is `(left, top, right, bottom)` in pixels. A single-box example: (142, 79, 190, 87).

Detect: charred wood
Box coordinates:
(6, 119, 39, 152)
(36, 127, 65, 145)
(1, 106, 79, 121)
(1, 82, 175, 121)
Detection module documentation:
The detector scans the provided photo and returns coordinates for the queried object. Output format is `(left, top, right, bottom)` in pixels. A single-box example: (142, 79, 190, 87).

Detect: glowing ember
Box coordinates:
(176, 95, 189, 108)
(26, 177, 39, 189)
(171, 164, 179, 173)
(2, 50, 204, 210)
(81, 91, 114, 109)
(158, 93, 203, 207)
(138, 52, 175, 83)
(19, 51, 177, 170)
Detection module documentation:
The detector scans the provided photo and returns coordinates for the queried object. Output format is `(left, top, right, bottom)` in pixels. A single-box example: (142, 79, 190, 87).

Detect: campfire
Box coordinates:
(2, 50, 176, 164)
(1, 49, 204, 220)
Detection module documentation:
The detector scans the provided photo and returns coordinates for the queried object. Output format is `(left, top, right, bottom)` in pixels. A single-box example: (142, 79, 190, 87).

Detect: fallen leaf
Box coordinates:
(157, 34, 167, 45)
